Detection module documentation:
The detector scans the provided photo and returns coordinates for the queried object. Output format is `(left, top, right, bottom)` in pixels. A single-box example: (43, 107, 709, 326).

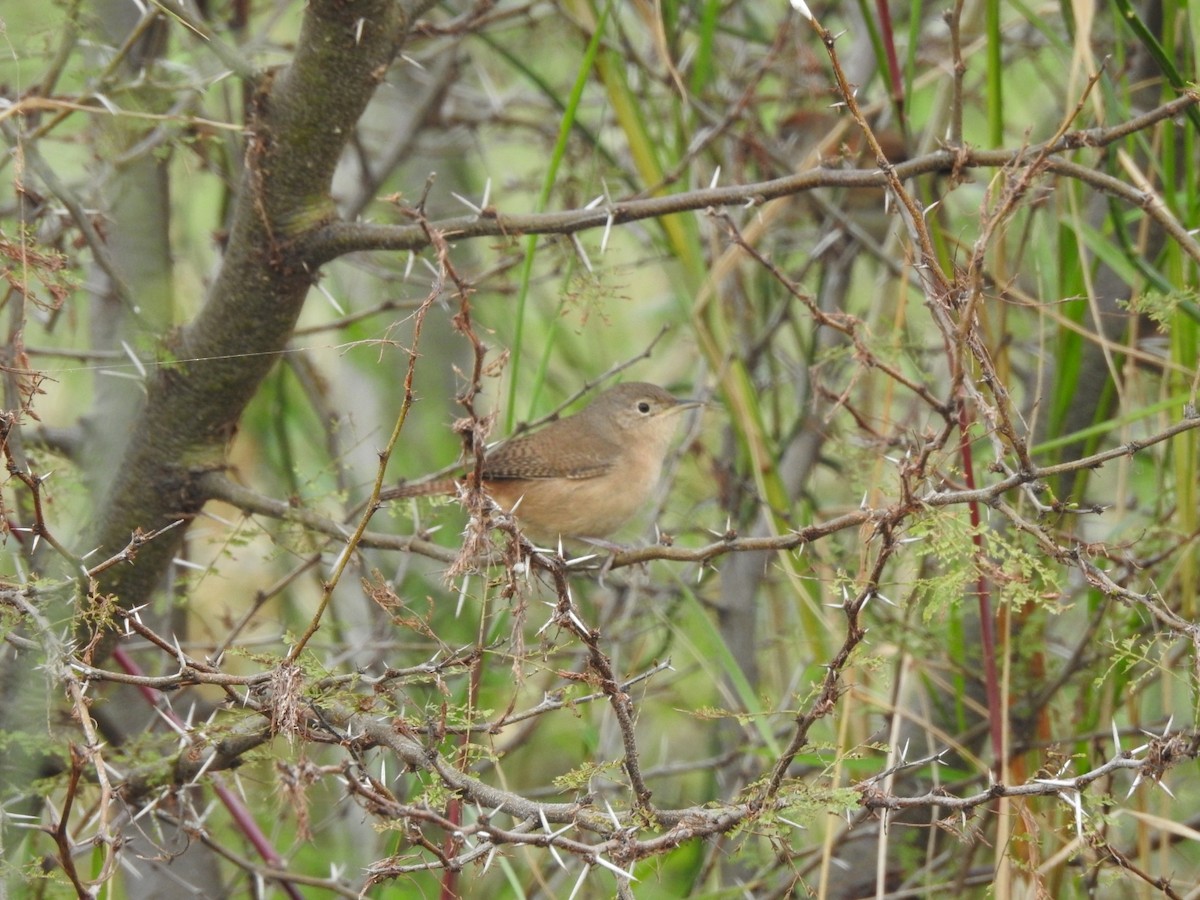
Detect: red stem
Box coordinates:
(112, 646, 304, 900)
(954, 406, 1005, 776)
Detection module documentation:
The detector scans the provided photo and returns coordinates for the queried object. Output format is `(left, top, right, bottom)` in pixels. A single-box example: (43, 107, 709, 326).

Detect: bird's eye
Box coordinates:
(637, 401, 652, 414)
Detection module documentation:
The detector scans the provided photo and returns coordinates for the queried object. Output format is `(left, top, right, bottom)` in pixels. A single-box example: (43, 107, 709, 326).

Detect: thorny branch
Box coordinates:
(82, 654, 1199, 885)
(200, 410, 1200, 572)
(309, 89, 1200, 267)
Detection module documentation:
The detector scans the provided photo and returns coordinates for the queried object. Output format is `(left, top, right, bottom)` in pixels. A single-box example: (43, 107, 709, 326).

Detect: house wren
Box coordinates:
(383, 382, 700, 542)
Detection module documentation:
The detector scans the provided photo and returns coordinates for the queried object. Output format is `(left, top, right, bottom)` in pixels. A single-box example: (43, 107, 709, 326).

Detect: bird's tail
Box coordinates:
(378, 478, 458, 502)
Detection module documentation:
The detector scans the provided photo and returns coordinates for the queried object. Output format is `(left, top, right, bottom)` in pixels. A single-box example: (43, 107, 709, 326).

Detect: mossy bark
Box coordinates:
(88, 0, 419, 612)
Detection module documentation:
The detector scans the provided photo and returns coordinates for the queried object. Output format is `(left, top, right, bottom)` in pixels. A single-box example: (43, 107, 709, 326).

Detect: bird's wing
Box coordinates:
(482, 433, 618, 480)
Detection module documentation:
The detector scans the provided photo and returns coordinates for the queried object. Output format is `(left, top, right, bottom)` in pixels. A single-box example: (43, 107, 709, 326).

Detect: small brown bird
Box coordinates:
(383, 382, 701, 543)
